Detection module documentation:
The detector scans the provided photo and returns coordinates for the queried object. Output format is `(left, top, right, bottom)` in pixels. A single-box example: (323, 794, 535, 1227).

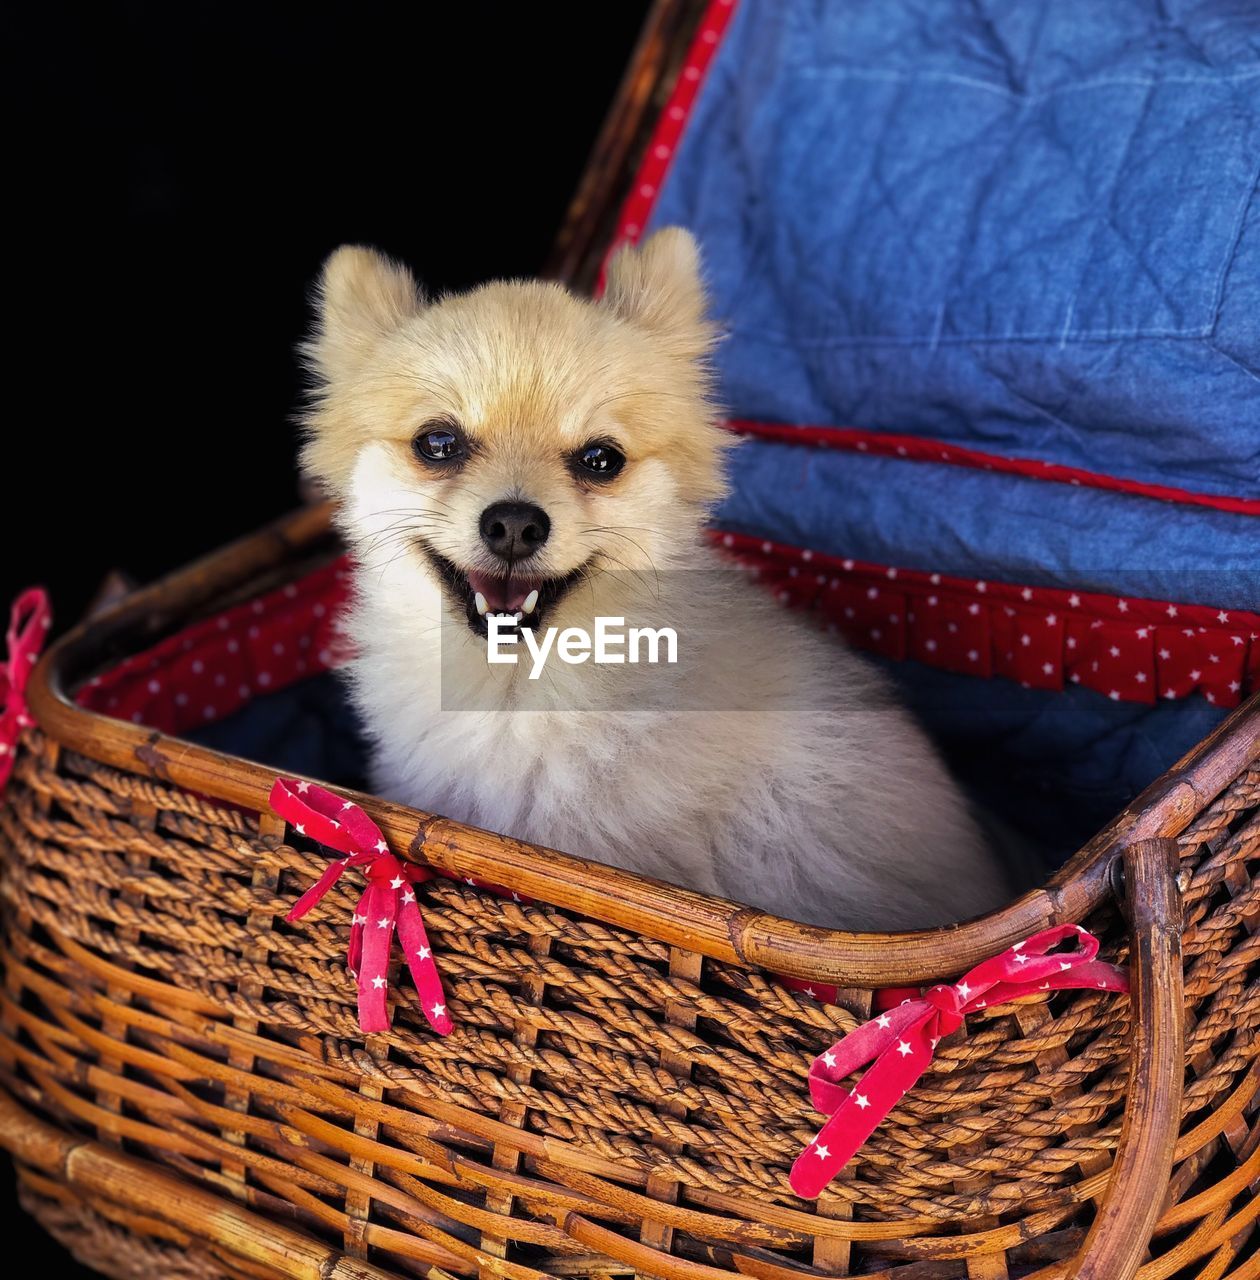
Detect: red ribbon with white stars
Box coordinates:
(1, 589, 52, 793)
(270, 778, 452, 1036)
(789, 925, 1129, 1199)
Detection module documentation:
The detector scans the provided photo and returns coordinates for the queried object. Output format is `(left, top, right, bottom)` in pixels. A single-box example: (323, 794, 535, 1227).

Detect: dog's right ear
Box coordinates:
(305, 245, 422, 384)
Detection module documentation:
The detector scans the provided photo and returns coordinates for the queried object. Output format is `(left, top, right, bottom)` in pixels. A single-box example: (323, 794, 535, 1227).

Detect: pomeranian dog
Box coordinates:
(299, 228, 1012, 929)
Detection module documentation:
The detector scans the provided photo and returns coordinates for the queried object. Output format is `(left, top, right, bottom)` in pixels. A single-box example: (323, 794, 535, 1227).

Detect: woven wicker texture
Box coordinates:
(1, 729, 1257, 1278)
(17, 1172, 251, 1280)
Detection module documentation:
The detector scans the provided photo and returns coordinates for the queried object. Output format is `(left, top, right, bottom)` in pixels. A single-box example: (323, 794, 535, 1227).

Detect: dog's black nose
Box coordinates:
(479, 501, 550, 561)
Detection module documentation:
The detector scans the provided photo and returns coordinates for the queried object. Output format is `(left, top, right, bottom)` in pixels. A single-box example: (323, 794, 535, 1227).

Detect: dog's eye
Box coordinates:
(572, 442, 625, 480)
(413, 421, 465, 464)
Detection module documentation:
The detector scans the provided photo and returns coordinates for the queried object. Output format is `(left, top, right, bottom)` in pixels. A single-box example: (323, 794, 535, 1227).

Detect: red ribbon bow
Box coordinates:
(270, 778, 452, 1036)
(1, 588, 52, 793)
(789, 924, 1129, 1198)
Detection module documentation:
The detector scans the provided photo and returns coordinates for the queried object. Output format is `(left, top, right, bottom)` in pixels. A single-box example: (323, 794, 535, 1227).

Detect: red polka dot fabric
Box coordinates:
(76, 558, 351, 731)
(713, 531, 1259, 710)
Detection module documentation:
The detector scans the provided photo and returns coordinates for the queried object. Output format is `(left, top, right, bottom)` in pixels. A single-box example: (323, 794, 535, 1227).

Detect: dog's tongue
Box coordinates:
(466, 570, 540, 612)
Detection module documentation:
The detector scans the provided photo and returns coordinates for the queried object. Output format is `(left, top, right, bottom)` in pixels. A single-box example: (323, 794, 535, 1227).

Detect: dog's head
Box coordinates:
(301, 228, 728, 637)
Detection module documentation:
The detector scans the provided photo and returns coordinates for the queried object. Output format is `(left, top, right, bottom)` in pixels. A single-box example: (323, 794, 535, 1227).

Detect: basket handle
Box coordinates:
(1064, 837, 1184, 1280)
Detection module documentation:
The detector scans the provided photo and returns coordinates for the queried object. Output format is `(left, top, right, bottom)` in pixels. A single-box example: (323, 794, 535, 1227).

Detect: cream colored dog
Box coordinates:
(300, 229, 1011, 929)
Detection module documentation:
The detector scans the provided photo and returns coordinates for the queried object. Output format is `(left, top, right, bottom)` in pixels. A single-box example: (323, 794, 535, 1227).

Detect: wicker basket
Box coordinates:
(4, 2, 1259, 1273)
(1, 501, 1257, 1280)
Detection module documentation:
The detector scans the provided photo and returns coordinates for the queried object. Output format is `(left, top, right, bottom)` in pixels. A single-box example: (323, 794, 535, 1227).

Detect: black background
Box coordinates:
(3, 5, 648, 1271)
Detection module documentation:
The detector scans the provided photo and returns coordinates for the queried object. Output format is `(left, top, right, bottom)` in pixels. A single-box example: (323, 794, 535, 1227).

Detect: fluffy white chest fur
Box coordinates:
(303, 230, 1013, 931)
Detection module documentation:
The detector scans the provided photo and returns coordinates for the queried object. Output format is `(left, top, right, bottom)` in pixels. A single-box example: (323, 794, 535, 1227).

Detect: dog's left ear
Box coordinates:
(602, 227, 713, 360)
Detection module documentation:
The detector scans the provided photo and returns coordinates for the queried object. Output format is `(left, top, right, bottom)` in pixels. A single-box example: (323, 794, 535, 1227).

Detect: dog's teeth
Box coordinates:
(513, 611, 523, 622)
(474, 592, 488, 617)
(522, 589, 539, 614)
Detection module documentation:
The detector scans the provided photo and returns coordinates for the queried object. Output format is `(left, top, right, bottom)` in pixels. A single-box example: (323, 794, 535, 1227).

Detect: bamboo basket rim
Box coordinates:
(24, 499, 1260, 986)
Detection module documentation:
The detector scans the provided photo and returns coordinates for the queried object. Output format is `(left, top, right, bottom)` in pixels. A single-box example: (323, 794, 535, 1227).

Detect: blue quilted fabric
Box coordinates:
(652, 0, 1260, 500)
(720, 443, 1260, 610)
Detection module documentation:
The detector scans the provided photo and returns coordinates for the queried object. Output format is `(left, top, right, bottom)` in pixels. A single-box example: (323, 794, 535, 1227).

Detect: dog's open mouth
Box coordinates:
(422, 545, 590, 637)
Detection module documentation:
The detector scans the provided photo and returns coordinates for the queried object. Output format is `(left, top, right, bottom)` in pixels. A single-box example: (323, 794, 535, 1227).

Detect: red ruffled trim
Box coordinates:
(712, 530, 1260, 710)
(77, 557, 352, 732)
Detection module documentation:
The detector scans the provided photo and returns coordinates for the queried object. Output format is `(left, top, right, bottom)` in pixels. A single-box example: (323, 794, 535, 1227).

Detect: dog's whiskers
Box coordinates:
(578, 526, 662, 599)
(355, 520, 449, 552)
(353, 513, 452, 557)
